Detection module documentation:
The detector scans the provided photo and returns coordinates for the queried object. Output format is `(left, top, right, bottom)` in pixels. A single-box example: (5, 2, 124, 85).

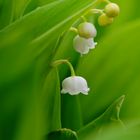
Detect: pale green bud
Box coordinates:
(78, 22, 97, 39)
(105, 3, 120, 17)
(98, 13, 114, 26)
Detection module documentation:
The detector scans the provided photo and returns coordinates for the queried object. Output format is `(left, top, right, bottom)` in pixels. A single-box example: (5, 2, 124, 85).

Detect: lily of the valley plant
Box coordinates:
(2, 0, 140, 140)
(52, 0, 120, 96)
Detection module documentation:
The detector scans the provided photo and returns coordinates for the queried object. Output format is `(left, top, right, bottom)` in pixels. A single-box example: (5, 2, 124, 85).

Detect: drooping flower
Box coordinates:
(61, 76, 90, 95)
(73, 35, 97, 55)
(78, 22, 97, 39)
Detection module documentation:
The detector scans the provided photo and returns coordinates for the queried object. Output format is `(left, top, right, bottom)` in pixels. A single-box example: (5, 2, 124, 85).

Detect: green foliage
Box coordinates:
(0, 0, 140, 140)
(76, 19, 140, 124)
(78, 95, 125, 140)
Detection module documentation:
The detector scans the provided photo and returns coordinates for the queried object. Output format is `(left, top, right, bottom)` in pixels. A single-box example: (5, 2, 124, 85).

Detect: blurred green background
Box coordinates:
(0, 0, 140, 140)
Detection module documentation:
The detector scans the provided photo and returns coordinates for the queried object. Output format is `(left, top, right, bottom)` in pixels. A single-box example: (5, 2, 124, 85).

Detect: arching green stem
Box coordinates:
(70, 27, 78, 33)
(89, 8, 104, 14)
(52, 59, 76, 76)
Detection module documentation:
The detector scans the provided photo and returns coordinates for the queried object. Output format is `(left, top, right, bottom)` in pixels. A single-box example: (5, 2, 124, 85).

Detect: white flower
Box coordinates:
(73, 35, 97, 55)
(78, 22, 97, 39)
(61, 76, 90, 95)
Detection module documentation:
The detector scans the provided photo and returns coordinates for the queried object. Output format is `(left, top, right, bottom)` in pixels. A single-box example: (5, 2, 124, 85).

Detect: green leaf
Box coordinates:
(0, 0, 14, 29)
(76, 19, 140, 124)
(78, 95, 125, 140)
(42, 68, 61, 134)
(24, 0, 57, 15)
(95, 122, 140, 140)
(0, 0, 33, 28)
(0, 1, 104, 139)
(13, 67, 61, 140)
(12, 0, 31, 21)
(0, 0, 100, 85)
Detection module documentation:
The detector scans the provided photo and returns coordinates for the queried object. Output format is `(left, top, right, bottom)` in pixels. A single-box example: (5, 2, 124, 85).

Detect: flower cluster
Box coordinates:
(72, 2, 120, 55)
(52, 1, 120, 96)
(98, 2, 120, 26)
(73, 22, 97, 55)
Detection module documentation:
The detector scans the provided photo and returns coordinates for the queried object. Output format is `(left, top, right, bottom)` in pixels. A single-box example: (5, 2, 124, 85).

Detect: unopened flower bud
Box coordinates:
(78, 22, 97, 39)
(105, 3, 120, 17)
(98, 13, 114, 26)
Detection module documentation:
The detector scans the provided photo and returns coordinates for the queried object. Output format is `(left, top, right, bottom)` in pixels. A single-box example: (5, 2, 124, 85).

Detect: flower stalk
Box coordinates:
(52, 59, 76, 76)
(52, 60, 90, 95)
(70, 27, 78, 33)
(89, 9, 104, 14)
(52, 0, 120, 95)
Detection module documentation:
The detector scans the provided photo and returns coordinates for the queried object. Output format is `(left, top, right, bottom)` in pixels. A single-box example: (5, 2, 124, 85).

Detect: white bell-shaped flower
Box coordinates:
(73, 35, 97, 55)
(61, 76, 90, 95)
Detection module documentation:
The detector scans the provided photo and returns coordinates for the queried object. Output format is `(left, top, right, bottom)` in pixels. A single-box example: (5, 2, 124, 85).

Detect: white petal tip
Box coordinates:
(61, 89, 67, 94)
(95, 42, 98, 45)
(90, 46, 96, 49)
(69, 93, 80, 96)
(82, 93, 88, 95)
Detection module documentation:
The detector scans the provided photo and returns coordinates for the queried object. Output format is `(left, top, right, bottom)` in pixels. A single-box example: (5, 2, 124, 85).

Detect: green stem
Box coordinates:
(82, 0, 105, 17)
(52, 59, 76, 76)
(89, 8, 104, 14)
(70, 27, 78, 33)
